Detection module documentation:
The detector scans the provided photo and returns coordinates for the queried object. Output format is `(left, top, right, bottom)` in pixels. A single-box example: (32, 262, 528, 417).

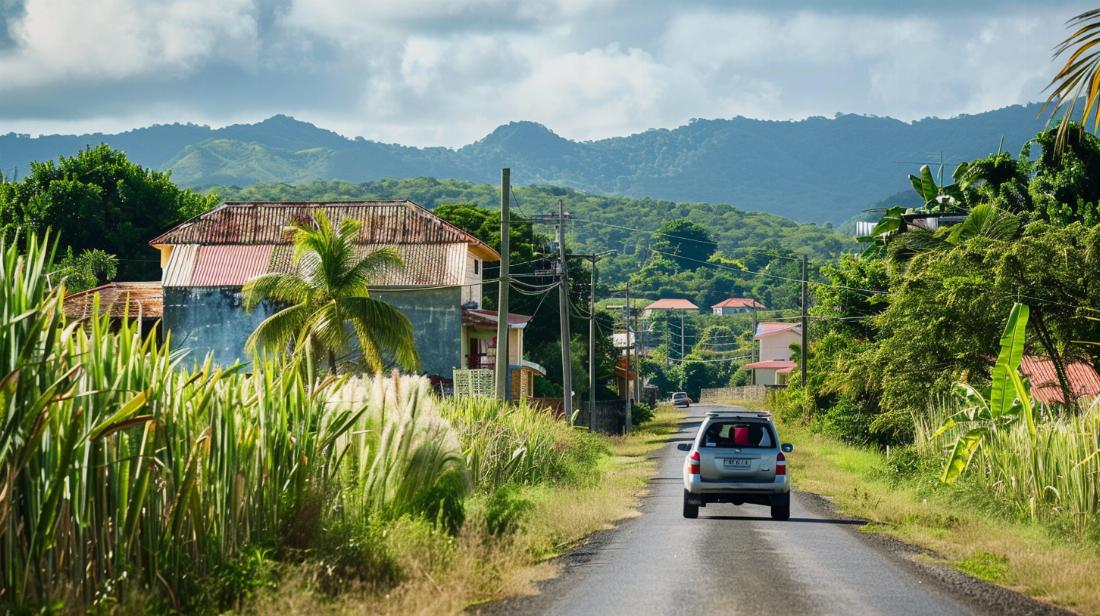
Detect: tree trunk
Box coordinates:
(328, 350, 338, 375)
(1033, 311, 1078, 413)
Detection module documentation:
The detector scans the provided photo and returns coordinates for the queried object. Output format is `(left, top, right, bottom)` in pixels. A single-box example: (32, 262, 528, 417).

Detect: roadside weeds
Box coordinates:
(242, 406, 682, 615)
(777, 419, 1100, 615)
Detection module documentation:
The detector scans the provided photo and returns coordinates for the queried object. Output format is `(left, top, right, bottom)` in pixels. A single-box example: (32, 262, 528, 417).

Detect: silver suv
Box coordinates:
(678, 410, 793, 520)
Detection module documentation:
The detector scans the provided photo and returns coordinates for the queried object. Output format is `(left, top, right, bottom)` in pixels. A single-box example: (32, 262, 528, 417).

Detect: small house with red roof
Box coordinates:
(741, 322, 802, 386)
(711, 298, 765, 315)
(1018, 356, 1100, 406)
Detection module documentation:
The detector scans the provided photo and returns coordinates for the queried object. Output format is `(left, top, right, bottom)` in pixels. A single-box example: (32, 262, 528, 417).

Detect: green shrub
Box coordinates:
(631, 402, 655, 426)
(482, 484, 534, 537)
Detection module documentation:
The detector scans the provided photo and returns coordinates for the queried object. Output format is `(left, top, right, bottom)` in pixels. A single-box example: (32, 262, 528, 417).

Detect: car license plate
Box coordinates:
(723, 458, 750, 468)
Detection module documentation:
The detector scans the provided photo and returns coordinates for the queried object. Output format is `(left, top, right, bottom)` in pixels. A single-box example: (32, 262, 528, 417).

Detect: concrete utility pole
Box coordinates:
(556, 200, 574, 423)
(494, 168, 511, 400)
(800, 255, 808, 388)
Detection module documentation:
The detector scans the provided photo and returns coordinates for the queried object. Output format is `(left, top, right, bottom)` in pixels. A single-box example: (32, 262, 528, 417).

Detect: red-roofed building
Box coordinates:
(744, 322, 802, 385)
(711, 298, 765, 315)
(642, 298, 699, 317)
(149, 200, 548, 394)
(1019, 356, 1100, 406)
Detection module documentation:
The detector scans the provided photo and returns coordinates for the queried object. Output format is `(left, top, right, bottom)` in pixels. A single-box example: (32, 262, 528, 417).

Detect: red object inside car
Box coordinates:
(733, 426, 750, 445)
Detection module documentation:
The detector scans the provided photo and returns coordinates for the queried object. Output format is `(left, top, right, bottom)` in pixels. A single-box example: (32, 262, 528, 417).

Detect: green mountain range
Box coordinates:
(1, 104, 1049, 223)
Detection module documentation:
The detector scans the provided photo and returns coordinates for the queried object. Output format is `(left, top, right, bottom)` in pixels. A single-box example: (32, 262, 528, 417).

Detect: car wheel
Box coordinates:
(770, 492, 790, 521)
(683, 490, 699, 519)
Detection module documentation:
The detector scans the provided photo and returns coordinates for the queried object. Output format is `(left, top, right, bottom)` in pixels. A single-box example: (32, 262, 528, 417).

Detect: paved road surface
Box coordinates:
(485, 404, 1052, 616)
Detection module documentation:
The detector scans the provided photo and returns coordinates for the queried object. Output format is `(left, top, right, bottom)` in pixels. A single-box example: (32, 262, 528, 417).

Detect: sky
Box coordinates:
(0, 0, 1090, 147)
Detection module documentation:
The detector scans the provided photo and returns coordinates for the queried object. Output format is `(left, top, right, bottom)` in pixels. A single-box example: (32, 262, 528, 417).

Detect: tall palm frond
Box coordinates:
(1043, 8, 1100, 153)
(241, 211, 420, 373)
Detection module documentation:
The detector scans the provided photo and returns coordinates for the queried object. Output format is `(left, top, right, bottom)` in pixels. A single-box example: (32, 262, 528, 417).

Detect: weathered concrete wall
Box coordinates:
(373, 288, 462, 378)
(163, 286, 463, 376)
(162, 287, 278, 367)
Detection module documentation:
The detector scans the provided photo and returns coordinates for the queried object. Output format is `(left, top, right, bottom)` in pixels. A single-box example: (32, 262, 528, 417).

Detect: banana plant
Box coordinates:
(932, 302, 1036, 484)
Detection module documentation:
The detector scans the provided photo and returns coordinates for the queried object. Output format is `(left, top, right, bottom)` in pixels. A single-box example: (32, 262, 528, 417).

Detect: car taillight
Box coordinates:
(689, 451, 700, 475)
(776, 452, 786, 475)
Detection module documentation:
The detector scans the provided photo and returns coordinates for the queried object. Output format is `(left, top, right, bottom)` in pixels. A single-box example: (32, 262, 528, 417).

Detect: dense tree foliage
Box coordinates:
(0, 145, 215, 279)
(794, 127, 1100, 446)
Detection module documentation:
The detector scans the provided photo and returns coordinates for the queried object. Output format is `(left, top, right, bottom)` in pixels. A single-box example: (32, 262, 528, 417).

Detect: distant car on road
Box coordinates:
(679, 410, 793, 520)
(671, 392, 691, 407)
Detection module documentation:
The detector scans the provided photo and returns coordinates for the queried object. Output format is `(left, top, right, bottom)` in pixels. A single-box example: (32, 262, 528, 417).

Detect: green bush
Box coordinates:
(631, 402, 655, 426)
(481, 485, 534, 537)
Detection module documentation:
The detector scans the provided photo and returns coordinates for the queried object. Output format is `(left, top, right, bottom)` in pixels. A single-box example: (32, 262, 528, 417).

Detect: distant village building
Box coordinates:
(642, 298, 699, 318)
(741, 321, 801, 386)
(711, 297, 764, 315)
(147, 200, 543, 397)
(1018, 356, 1100, 406)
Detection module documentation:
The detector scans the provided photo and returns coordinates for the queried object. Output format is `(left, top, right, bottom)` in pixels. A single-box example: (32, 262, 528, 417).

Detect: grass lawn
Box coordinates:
(777, 418, 1100, 615)
(244, 406, 683, 615)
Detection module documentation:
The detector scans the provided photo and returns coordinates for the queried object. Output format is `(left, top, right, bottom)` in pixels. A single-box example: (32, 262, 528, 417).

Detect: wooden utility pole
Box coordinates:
(494, 168, 511, 400)
(800, 255, 808, 388)
(680, 312, 686, 359)
(751, 297, 758, 385)
(623, 283, 632, 433)
(570, 251, 614, 430)
(556, 200, 574, 423)
(632, 308, 641, 404)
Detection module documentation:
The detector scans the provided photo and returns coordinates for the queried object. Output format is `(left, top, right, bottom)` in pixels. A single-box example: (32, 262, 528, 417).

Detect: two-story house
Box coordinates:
(741, 321, 801, 385)
(147, 200, 543, 397)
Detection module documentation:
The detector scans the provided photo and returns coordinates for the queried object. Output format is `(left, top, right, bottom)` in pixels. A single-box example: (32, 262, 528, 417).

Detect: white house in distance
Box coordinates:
(642, 298, 699, 318)
(711, 297, 765, 315)
(741, 322, 801, 385)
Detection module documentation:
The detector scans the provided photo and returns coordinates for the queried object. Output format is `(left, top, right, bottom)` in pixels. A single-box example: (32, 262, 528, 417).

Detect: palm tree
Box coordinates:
(242, 211, 419, 374)
(1044, 8, 1100, 153)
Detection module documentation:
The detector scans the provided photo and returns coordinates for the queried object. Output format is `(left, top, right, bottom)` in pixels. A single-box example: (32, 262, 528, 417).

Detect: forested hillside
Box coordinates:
(215, 177, 853, 298)
(1, 104, 1049, 223)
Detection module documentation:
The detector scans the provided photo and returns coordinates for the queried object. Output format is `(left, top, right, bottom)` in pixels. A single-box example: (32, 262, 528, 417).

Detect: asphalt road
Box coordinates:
(484, 404, 1060, 616)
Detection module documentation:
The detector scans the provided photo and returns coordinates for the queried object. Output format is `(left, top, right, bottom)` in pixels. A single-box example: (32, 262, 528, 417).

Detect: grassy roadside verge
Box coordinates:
(773, 416, 1100, 615)
(246, 406, 682, 614)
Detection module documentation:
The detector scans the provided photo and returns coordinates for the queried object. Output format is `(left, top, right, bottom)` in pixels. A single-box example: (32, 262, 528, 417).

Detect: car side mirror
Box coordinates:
(677, 443, 690, 452)
(781, 443, 794, 453)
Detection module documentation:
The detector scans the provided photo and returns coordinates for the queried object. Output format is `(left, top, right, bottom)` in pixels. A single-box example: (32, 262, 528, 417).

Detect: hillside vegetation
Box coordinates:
(1, 105, 1050, 223)
(214, 177, 854, 292)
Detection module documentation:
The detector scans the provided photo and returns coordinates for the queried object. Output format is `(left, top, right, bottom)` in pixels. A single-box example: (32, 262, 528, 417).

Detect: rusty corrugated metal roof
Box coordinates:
(63, 282, 163, 320)
(165, 242, 467, 288)
(1019, 355, 1100, 405)
(148, 201, 499, 259)
(189, 245, 274, 287)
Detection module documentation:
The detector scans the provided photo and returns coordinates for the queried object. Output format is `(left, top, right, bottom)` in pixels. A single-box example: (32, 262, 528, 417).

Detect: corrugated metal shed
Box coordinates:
(1019, 355, 1100, 405)
(149, 201, 498, 259)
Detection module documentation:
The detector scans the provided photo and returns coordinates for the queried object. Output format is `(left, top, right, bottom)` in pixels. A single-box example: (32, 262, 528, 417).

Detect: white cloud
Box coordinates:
(0, 0, 258, 86)
(0, 0, 1088, 145)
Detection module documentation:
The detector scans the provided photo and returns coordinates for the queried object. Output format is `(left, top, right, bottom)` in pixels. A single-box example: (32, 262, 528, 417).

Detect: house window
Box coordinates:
(474, 259, 480, 275)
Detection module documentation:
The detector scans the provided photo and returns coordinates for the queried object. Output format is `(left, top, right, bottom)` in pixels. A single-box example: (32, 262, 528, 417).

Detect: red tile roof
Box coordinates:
(149, 201, 499, 259)
(1019, 356, 1100, 405)
(63, 282, 163, 320)
(712, 298, 765, 309)
(755, 322, 800, 338)
(742, 360, 796, 371)
(644, 298, 699, 311)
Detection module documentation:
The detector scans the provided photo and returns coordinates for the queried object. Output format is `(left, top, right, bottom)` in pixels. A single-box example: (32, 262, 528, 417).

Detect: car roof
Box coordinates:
(703, 410, 773, 421)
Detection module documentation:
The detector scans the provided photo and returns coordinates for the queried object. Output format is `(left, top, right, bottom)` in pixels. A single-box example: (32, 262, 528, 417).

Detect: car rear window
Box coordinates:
(699, 421, 775, 448)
